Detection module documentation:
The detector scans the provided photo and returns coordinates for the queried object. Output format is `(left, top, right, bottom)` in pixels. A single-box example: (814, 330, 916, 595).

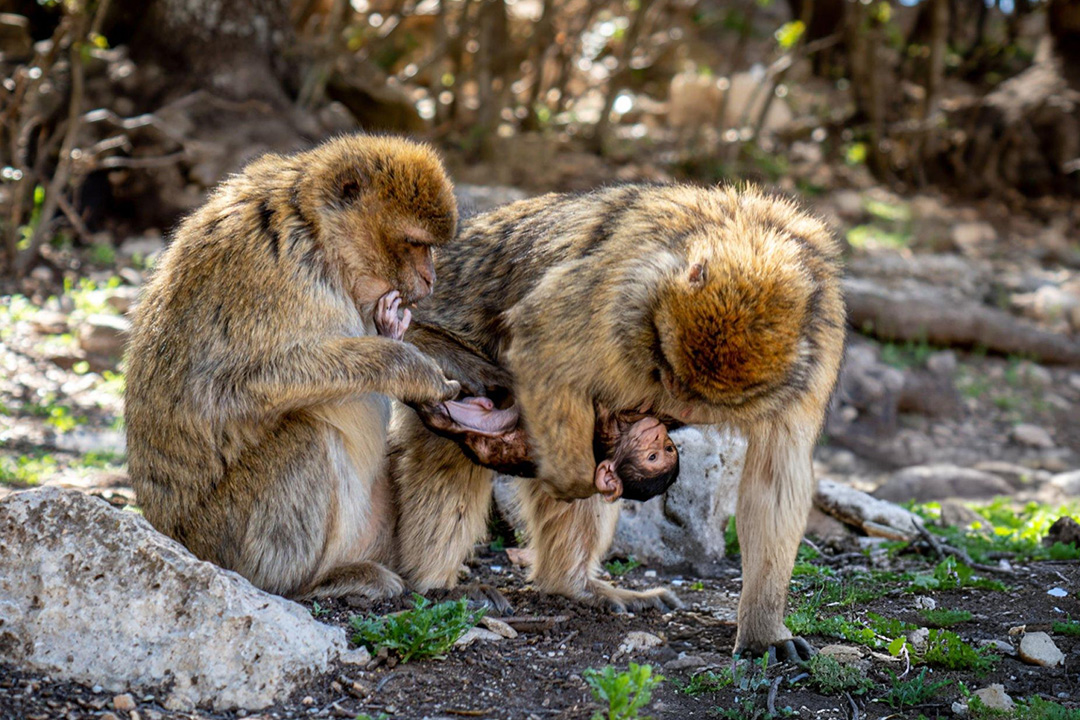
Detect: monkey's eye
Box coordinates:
(666, 445, 676, 453)
(648, 453, 657, 462)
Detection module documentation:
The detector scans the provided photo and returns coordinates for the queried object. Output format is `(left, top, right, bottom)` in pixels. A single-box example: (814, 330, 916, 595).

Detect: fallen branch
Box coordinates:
(844, 277, 1080, 364)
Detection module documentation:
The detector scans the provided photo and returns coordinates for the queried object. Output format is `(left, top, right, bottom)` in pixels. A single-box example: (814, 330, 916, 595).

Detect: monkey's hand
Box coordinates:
(375, 290, 412, 341)
(594, 460, 623, 503)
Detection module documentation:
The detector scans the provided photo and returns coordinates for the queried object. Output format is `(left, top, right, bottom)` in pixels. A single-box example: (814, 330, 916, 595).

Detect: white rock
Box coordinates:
(914, 596, 937, 611)
(454, 627, 504, 647)
(908, 628, 930, 653)
(612, 426, 745, 565)
(77, 314, 130, 359)
(1018, 632, 1064, 667)
(0, 488, 349, 711)
(1011, 424, 1055, 449)
(974, 684, 1015, 712)
(479, 616, 519, 639)
(978, 639, 1015, 656)
(818, 645, 865, 665)
(30, 310, 70, 335)
(614, 631, 664, 661)
(1050, 470, 1080, 496)
(952, 701, 969, 717)
(113, 694, 137, 712)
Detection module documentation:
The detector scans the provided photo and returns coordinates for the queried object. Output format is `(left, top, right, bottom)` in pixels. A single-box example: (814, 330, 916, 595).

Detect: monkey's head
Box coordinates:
(613, 417, 680, 502)
(301, 135, 457, 305)
(654, 202, 820, 413)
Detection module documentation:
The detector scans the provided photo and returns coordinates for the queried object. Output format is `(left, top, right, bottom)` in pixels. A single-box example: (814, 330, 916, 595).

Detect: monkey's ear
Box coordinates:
(340, 178, 363, 203)
(688, 261, 708, 286)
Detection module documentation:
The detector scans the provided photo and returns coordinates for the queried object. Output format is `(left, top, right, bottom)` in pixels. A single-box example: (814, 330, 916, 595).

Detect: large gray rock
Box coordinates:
(875, 464, 1014, 503)
(0, 488, 352, 711)
(611, 426, 745, 565)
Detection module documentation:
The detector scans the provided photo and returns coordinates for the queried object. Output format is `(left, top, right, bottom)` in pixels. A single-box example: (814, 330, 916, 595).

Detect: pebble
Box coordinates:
(1018, 632, 1064, 667)
(974, 684, 1014, 712)
(914, 596, 937, 611)
(1070, 373, 1080, 392)
(1011, 423, 1054, 449)
(113, 693, 136, 711)
(908, 628, 930, 653)
(613, 631, 664, 661)
(454, 627, 505, 647)
(301, 696, 315, 706)
(340, 647, 371, 665)
(101, 714, 120, 720)
(664, 654, 706, 670)
(479, 616, 519, 639)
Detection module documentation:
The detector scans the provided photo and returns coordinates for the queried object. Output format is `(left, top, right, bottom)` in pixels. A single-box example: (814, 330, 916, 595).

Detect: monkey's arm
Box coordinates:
(405, 321, 511, 396)
(516, 380, 599, 500)
(244, 336, 460, 412)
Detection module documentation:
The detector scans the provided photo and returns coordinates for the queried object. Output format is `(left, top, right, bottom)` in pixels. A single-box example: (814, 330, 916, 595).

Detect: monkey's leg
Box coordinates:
(734, 419, 817, 664)
(391, 409, 497, 592)
(297, 561, 405, 603)
(515, 480, 681, 613)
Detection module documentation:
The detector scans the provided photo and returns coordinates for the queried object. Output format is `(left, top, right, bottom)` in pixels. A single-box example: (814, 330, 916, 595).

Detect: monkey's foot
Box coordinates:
(301, 561, 406, 604)
(426, 584, 514, 615)
(736, 637, 816, 666)
(581, 578, 682, 613)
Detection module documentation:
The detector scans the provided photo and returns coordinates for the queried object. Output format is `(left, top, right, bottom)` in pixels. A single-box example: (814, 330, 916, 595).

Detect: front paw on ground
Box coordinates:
(737, 637, 816, 666)
(586, 582, 683, 614)
(427, 584, 514, 615)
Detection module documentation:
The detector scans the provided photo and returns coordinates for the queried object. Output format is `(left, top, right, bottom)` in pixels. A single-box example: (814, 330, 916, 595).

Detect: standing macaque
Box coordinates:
(416, 396, 680, 501)
(392, 185, 844, 663)
(126, 134, 462, 601)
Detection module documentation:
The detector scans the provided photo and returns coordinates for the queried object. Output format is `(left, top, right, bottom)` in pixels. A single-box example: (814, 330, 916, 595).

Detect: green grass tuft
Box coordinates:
(920, 608, 973, 628)
(882, 668, 951, 709)
(349, 594, 484, 663)
(584, 663, 663, 720)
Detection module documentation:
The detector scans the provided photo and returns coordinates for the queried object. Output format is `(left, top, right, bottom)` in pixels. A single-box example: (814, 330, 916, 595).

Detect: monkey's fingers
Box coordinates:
(466, 584, 514, 616)
(400, 308, 412, 334)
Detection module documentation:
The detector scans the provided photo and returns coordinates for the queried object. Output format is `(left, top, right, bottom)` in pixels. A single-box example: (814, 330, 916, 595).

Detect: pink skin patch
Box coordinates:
(444, 397, 520, 436)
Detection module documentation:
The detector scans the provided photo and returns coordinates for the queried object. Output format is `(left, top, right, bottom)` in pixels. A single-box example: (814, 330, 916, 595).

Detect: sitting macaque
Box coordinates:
(418, 396, 680, 502)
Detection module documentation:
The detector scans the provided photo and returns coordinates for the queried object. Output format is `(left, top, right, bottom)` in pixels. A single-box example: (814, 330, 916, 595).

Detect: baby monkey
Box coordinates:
(424, 397, 680, 502)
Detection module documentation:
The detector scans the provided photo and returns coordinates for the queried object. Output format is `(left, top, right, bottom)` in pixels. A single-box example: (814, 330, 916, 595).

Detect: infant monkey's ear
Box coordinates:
(594, 460, 623, 503)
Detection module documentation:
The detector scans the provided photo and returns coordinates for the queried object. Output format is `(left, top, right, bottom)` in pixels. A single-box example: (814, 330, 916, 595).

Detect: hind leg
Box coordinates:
(298, 561, 405, 602)
(515, 480, 681, 612)
(390, 408, 496, 591)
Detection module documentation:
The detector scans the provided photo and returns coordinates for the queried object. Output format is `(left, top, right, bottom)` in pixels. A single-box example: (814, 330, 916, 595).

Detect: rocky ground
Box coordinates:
(2, 183, 1080, 719)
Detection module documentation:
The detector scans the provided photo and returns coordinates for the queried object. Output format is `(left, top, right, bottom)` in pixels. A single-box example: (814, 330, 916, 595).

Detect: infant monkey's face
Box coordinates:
(626, 417, 678, 475)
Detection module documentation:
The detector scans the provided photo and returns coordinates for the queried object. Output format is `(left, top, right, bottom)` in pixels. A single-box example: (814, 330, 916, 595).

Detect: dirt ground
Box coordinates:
(1, 543, 1078, 720)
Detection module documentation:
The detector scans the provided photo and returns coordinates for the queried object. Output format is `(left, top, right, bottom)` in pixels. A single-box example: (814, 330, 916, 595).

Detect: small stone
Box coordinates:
(113, 694, 136, 712)
(1049, 472, 1080, 497)
(77, 314, 131, 359)
(30, 311, 70, 335)
(479, 616, 518, 639)
(1018, 632, 1064, 667)
(613, 631, 664, 661)
(1016, 361, 1052, 387)
(101, 714, 120, 720)
(664, 654, 706, 670)
(643, 570, 657, 578)
(1069, 374, 1080, 392)
(130, 712, 141, 720)
(92, 685, 104, 694)
(818, 644, 866, 666)
(973, 684, 1014, 712)
(340, 647, 371, 665)
(926, 351, 958, 378)
(952, 701, 969, 717)
(1011, 424, 1054, 449)
(301, 696, 315, 706)
(951, 222, 997, 251)
(908, 628, 930, 653)
(914, 596, 937, 611)
(454, 627, 504, 647)
(1048, 587, 1068, 598)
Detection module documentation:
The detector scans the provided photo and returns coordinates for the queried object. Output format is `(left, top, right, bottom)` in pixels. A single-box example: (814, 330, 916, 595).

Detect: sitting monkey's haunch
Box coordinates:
(126, 134, 460, 600)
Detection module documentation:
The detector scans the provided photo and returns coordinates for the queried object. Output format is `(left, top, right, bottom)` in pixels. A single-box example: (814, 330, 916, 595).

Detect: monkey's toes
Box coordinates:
(466, 583, 514, 615)
(738, 637, 816, 667)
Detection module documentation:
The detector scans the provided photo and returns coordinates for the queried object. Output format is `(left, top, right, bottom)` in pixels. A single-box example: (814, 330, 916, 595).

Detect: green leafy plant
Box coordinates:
(1053, 617, 1080, 637)
(920, 608, 973, 628)
(922, 629, 997, 673)
(803, 654, 874, 696)
(310, 601, 329, 618)
(349, 594, 484, 663)
(688, 581, 705, 592)
(882, 668, 951, 709)
(583, 663, 663, 720)
(679, 668, 733, 695)
(911, 557, 1007, 593)
(604, 556, 642, 576)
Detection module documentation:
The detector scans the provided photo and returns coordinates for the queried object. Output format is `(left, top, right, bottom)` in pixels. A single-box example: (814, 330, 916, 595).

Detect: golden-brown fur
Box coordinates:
(391, 184, 844, 659)
(126, 134, 460, 600)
